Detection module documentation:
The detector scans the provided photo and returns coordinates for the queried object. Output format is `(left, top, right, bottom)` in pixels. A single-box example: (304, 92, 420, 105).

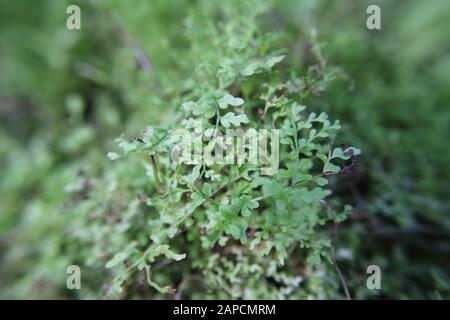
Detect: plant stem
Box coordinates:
(150, 154, 162, 188)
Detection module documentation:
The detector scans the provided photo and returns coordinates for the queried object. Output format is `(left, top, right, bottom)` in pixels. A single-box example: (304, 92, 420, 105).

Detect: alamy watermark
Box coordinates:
(366, 5, 381, 30)
(170, 120, 280, 176)
(67, 4, 380, 32)
(66, 265, 81, 290)
(366, 265, 381, 290)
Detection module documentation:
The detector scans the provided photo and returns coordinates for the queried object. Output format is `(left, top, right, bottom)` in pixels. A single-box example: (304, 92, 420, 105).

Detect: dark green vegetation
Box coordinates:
(0, 0, 449, 299)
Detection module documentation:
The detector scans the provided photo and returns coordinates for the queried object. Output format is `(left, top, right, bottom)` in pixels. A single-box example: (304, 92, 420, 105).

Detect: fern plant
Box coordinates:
(103, 0, 360, 299)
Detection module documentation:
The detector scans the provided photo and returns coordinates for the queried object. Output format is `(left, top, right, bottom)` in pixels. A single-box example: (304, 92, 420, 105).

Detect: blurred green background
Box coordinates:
(0, 0, 449, 299)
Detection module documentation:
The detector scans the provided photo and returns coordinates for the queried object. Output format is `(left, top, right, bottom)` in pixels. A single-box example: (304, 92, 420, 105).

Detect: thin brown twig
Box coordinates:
(321, 200, 352, 300)
(121, 31, 154, 73)
(109, 14, 154, 73)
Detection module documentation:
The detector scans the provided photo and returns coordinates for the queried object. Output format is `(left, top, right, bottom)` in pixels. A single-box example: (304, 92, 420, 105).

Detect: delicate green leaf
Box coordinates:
(218, 93, 244, 109)
(106, 252, 128, 269)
